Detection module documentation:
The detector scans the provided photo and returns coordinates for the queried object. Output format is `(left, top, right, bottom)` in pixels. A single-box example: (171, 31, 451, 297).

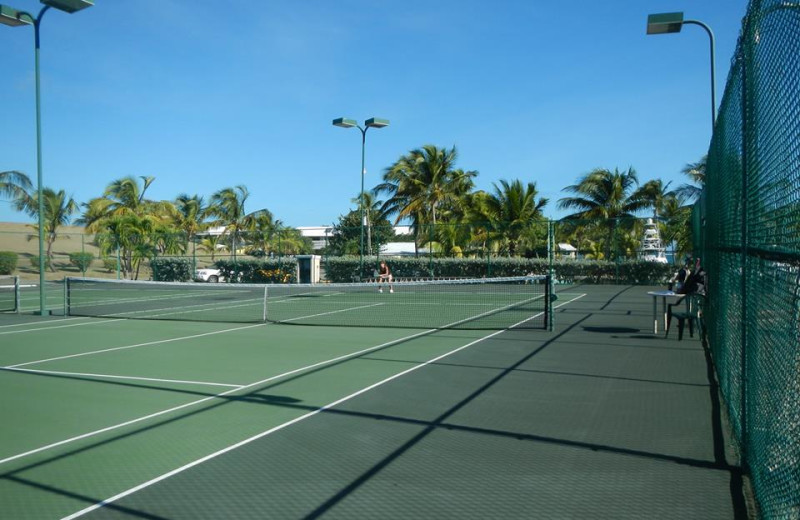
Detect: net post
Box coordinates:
(15, 275, 21, 314)
(263, 285, 268, 322)
(63, 273, 68, 318)
(64, 277, 70, 317)
(545, 274, 552, 331)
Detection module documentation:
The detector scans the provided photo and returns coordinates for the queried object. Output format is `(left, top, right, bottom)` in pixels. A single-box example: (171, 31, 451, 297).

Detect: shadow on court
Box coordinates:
(2, 284, 747, 519)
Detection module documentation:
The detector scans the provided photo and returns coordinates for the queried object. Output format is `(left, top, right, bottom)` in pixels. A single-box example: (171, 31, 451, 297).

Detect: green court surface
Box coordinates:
(1, 284, 743, 519)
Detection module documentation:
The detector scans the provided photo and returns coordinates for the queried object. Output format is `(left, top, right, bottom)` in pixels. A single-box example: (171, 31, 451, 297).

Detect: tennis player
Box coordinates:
(378, 260, 393, 293)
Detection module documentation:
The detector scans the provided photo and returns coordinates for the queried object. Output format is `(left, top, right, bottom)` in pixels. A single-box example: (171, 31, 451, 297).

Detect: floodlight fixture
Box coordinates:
(332, 116, 391, 274)
(41, 0, 93, 14)
(332, 117, 358, 128)
(0, 5, 31, 25)
(646, 11, 716, 130)
(365, 117, 390, 129)
(1, 0, 93, 315)
(646, 12, 684, 35)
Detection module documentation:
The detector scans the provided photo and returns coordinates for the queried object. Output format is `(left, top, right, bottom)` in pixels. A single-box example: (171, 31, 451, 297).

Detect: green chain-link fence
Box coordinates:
(699, 1, 800, 517)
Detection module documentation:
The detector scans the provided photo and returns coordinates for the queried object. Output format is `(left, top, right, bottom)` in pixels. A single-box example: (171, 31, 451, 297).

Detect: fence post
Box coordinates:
(428, 223, 434, 277)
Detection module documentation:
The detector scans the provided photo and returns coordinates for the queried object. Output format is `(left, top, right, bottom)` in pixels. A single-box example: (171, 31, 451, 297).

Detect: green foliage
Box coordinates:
(0, 251, 18, 275)
(150, 257, 193, 282)
(68, 252, 94, 273)
(215, 259, 297, 284)
(103, 257, 118, 273)
(29, 255, 51, 271)
(327, 211, 395, 256)
(322, 256, 674, 284)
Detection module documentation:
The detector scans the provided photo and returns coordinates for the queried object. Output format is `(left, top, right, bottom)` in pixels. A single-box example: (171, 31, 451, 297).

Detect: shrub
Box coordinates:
(215, 259, 297, 283)
(150, 258, 193, 282)
(103, 257, 118, 273)
(69, 252, 94, 273)
(0, 251, 17, 275)
(321, 256, 674, 285)
(29, 255, 51, 271)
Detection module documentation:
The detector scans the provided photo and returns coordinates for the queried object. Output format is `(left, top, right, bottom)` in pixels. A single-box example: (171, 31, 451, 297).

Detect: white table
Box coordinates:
(646, 290, 686, 334)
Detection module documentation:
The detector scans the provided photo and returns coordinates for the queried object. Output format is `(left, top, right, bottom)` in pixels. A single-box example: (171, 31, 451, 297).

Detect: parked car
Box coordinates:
(195, 268, 223, 283)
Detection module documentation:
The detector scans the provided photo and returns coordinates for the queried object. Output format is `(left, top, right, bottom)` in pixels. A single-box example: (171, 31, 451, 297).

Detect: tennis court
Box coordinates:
(1, 280, 743, 519)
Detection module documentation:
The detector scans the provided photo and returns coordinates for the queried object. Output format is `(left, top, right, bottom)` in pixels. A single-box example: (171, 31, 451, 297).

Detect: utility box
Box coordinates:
(296, 255, 321, 284)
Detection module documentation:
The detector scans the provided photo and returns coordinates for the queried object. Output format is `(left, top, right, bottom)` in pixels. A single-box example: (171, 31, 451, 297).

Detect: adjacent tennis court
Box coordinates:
(1, 281, 741, 519)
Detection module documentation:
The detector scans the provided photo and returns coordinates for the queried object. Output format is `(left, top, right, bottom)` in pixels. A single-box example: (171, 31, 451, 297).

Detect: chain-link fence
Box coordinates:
(699, 1, 800, 517)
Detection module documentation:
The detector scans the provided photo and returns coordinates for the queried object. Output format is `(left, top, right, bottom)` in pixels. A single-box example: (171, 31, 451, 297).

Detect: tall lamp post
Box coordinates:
(332, 117, 389, 277)
(0, 0, 93, 315)
(647, 12, 716, 131)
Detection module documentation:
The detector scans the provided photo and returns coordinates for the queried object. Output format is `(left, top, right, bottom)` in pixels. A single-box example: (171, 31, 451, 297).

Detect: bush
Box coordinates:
(321, 256, 674, 284)
(150, 257, 193, 282)
(29, 255, 51, 271)
(69, 252, 94, 273)
(103, 257, 118, 273)
(215, 259, 297, 283)
(0, 251, 17, 275)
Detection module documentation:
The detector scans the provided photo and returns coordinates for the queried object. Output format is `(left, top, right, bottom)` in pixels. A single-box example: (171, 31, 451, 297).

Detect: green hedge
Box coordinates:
(69, 252, 94, 273)
(150, 258, 193, 282)
(322, 256, 674, 285)
(215, 259, 297, 284)
(0, 251, 17, 275)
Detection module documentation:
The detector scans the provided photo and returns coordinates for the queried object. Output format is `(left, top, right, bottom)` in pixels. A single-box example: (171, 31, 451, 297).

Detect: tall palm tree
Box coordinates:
(480, 179, 549, 257)
(673, 156, 706, 203)
(558, 167, 650, 259)
(14, 187, 79, 269)
(79, 176, 175, 232)
(376, 144, 476, 251)
(173, 194, 210, 256)
(353, 191, 391, 254)
(0, 170, 33, 202)
(79, 176, 177, 279)
(209, 185, 253, 260)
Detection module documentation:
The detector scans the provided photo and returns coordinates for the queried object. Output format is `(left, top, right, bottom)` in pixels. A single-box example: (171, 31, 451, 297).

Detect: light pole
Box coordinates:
(1, 0, 93, 316)
(647, 12, 716, 131)
(332, 117, 389, 277)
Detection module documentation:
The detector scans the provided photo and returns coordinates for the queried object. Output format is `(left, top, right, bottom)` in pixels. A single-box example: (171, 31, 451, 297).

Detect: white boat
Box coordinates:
(640, 218, 668, 263)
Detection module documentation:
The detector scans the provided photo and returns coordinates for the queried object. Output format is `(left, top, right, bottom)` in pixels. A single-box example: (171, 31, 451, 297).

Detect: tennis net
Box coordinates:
(0, 275, 20, 313)
(65, 276, 550, 330)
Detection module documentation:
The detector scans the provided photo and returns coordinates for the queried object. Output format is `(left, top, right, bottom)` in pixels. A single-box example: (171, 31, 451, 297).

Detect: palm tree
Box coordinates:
(673, 156, 706, 203)
(353, 191, 392, 254)
(173, 194, 210, 259)
(0, 170, 33, 202)
(480, 179, 548, 257)
(376, 144, 476, 252)
(208, 185, 251, 259)
(79, 176, 177, 279)
(14, 187, 79, 269)
(557, 167, 650, 259)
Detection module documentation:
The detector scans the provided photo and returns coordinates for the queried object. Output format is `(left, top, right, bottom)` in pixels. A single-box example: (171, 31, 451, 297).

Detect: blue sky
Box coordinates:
(1, 0, 748, 227)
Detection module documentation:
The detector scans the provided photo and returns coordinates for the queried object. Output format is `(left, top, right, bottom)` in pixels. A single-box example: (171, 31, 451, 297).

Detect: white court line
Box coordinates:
(61, 292, 587, 520)
(280, 302, 384, 322)
(1, 367, 244, 389)
(0, 316, 91, 330)
(0, 318, 126, 336)
(4, 323, 266, 370)
(0, 327, 438, 467)
(0, 293, 561, 466)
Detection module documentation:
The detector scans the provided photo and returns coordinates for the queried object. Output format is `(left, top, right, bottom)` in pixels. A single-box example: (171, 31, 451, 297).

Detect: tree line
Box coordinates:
(1, 145, 704, 277)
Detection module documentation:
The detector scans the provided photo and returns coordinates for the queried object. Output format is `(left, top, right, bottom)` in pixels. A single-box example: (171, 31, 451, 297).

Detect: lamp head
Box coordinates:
(40, 0, 94, 13)
(332, 117, 358, 129)
(0, 5, 31, 26)
(646, 12, 684, 35)
(365, 117, 389, 129)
